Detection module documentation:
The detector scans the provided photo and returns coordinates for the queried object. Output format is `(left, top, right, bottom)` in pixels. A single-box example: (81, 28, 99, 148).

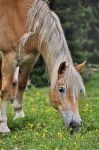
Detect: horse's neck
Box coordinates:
(41, 50, 55, 75)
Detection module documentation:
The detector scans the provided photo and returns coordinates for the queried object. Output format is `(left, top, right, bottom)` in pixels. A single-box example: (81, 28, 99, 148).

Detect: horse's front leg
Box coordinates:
(0, 52, 17, 133)
(13, 53, 39, 120)
(13, 64, 33, 120)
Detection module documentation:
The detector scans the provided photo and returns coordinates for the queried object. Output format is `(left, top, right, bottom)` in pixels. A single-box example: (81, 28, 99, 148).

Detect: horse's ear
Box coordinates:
(58, 61, 66, 75)
(75, 61, 86, 72)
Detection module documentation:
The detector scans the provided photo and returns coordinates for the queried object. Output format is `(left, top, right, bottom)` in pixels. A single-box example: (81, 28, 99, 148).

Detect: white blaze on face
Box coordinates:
(13, 67, 19, 83)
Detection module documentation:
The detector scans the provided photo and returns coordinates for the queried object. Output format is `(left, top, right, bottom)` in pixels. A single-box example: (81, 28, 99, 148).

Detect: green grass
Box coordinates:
(0, 72, 99, 150)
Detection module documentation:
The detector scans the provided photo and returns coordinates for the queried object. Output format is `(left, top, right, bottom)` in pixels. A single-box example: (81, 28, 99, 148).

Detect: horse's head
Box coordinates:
(49, 61, 86, 133)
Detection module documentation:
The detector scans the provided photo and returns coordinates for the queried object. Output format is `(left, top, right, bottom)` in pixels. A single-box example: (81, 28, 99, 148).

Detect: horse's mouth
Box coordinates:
(69, 121, 81, 135)
(69, 126, 80, 135)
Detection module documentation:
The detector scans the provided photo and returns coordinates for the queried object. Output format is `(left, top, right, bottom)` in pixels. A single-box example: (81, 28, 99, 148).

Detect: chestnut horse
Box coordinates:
(0, 0, 85, 133)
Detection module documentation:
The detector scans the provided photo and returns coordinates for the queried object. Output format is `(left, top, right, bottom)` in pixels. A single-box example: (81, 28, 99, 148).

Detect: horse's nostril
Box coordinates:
(81, 121, 83, 126)
(69, 121, 80, 129)
(69, 120, 82, 135)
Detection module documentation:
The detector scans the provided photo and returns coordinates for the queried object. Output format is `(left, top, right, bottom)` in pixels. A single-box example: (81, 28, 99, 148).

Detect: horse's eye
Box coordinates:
(58, 87, 65, 93)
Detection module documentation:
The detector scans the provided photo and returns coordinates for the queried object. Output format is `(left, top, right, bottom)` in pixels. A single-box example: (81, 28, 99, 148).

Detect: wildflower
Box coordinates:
(50, 133, 53, 136)
(81, 136, 84, 140)
(86, 103, 89, 107)
(57, 132, 62, 138)
(14, 136, 16, 139)
(36, 92, 40, 96)
(74, 142, 77, 145)
(96, 129, 98, 131)
(42, 133, 45, 138)
(55, 148, 59, 150)
(28, 123, 33, 128)
(89, 110, 92, 112)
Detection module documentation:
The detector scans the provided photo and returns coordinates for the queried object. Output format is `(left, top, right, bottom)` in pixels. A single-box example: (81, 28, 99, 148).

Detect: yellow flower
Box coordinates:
(28, 123, 33, 128)
(86, 104, 89, 107)
(14, 136, 16, 139)
(42, 133, 45, 138)
(55, 148, 59, 150)
(57, 132, 62, 138)
(36, 92, 40, 96)
(81, 136, 84, 140)
(50, 133, 53, 136)
(96, 129, 98, 131)
(74, 142, 77, 145)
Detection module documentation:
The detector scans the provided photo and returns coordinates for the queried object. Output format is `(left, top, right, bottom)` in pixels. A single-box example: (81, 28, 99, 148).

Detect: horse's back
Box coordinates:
(0, 0, 32, 52)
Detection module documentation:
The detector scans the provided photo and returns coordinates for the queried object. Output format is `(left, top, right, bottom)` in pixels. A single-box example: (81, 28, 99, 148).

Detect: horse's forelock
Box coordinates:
(51, 64, 85, 99)
(64, 65, 85, 98)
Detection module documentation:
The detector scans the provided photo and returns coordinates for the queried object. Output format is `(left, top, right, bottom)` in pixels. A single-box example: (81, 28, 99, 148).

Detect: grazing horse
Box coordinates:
(19, 0, 86, 133)
(0, 0, 85, 133)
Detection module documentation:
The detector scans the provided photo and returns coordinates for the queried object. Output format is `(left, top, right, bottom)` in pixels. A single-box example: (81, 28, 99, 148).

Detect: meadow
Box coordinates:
(0, 72, 99, 150)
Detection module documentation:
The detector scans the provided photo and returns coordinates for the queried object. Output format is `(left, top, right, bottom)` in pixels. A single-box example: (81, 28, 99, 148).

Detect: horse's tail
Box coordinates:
(27, 0, 49, 32)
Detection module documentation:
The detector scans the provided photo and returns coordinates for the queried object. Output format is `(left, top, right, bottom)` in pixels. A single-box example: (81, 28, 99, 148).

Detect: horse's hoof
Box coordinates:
(13, 111, 25, 120)
(0, 126, 10, 134)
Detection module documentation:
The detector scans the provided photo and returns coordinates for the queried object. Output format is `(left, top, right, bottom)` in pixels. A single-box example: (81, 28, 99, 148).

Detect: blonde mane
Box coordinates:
(20, 0, 85, 98)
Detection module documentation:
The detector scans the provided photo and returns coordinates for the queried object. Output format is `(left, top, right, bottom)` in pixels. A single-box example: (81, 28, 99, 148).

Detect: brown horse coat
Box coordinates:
(0, 0, 33, 53)
(0, 0, 37, 133)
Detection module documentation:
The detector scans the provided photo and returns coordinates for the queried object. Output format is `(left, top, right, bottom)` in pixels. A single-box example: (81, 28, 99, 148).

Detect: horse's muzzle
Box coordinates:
(69, 120, 82, 135)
